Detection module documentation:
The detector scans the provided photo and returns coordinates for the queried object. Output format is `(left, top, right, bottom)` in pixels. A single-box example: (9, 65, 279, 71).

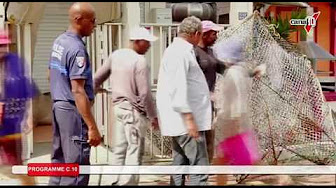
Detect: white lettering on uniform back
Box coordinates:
(51, 44, 64, 61)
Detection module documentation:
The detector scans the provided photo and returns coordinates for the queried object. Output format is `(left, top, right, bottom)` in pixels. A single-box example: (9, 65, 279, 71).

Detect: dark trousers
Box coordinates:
(205, 130, 214, 163)
(170, 131, 209, 186)
(49, 101, 90, 186)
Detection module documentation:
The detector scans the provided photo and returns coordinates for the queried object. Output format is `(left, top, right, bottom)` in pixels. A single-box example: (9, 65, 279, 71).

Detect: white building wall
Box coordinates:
(0, 2, 4, 29)
(121, 2, 141, 48)
(229, 2, 254, 26)
(139, 2, 167, 85)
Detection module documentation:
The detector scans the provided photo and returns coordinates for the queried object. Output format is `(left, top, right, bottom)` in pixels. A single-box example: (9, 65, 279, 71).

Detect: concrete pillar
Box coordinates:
(0, 2, 4, 30)
(121, 2, 141, 47)
(229, 2, 254, 26)
(23, 23, 34, 158)
(147, 2, 167, 85)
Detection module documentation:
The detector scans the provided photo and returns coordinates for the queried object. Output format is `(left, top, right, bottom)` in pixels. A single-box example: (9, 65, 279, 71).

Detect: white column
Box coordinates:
(229, 2, 254, 26)
(23, 23, 34, 158)
(0, 2, 4, 30)
(148, 2, 167, 86)
(121, 2, 141, 48)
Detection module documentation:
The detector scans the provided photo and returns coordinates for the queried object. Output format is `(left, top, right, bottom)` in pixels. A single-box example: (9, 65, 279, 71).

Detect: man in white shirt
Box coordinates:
(156, 16, 212, 185)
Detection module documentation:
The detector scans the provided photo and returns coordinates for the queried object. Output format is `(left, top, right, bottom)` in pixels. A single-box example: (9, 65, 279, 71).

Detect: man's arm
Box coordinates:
(21, 99, 34, 134)
(169, 53, 199, 139)
(216, 60, 226, 74)
(71, 79, 101, 146)
(47, 69, 50, 82)
(135, 58, 158, 129)
(210, 48, 226, 74)
(93, 56, 112, 93)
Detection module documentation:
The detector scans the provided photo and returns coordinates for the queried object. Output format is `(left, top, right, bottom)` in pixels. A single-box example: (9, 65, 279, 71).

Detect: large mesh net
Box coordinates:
(214, 12, 336, 165)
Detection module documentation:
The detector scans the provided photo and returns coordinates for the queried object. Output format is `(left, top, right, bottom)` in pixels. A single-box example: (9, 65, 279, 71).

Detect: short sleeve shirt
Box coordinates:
(49, 31, 94, 102)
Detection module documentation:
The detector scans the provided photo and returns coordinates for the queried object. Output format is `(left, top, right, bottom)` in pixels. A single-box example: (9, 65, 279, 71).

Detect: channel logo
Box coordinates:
(290, 11, 321, 33)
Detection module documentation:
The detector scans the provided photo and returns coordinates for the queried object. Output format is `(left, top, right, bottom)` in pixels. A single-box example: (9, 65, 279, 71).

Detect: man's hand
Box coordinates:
(186, 120, 199, 139)
(182, 113, 199, 139)
(151, 117, 159, 130)
(71, 79, 101, 147)
(252, 64, 266, 79)
(87, 127, 101, 147)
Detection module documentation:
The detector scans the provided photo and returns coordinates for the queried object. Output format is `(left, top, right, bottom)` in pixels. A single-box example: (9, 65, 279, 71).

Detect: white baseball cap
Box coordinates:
(129, 27, 158, 42)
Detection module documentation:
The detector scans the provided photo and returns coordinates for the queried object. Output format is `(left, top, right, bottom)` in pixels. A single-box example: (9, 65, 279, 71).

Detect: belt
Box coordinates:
(53, 100, 94, 107)
(53, 100, 76, 106)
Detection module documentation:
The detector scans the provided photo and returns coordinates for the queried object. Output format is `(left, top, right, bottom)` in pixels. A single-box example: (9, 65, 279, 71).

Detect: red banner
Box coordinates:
(27, 163, 79, 176)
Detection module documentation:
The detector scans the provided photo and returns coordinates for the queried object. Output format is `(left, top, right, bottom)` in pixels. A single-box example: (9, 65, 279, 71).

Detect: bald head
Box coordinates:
(69, 2, 95, 22)
(68, 2, 96, 37)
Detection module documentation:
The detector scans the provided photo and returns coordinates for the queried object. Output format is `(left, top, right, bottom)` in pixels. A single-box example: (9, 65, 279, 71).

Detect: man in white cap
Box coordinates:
(94, 27, 159, 185)
(194, 20, 226, 163)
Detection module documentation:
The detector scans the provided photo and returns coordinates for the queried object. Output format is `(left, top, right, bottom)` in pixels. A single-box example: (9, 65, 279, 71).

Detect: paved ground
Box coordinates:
(0, 142, 335, 186)
(0, 101, 336, 185)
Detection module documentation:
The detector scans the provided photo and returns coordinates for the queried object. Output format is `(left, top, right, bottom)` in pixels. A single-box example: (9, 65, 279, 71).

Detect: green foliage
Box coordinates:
(265, 10, 307, 42)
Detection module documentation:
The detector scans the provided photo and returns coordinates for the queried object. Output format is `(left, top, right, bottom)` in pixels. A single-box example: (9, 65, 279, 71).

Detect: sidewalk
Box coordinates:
(0, 141, 335, 185)
(1, 101, 336, 185)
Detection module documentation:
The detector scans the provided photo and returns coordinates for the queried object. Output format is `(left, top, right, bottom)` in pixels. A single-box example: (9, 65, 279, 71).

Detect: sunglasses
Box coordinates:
(82, 17, 96, 24)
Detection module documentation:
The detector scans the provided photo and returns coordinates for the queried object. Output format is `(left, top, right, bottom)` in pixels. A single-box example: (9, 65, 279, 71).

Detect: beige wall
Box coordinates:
(145, 2, 166, 23)
(229, 2, 254, 26)
(7, 2, 121, 24)
(217, 2, 230, 16)
(6, 2, 122, 125)
(91, 2, 122, 23)
(7, 3, 45, 56)
(7, 2, 121, 58)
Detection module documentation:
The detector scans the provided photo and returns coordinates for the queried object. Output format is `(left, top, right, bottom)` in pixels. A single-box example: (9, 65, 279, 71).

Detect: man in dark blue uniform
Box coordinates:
(48, 2, 101, 185)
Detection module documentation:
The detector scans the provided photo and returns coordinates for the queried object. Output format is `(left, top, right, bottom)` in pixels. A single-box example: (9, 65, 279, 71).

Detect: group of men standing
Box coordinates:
(48, 2, 225, 186)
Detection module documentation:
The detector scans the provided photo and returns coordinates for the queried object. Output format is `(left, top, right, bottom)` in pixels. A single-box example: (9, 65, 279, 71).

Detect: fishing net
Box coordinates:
(214, 12, 336, 165)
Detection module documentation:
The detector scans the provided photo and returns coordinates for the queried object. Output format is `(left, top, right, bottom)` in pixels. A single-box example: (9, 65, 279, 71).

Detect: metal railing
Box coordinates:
(86, 23, 123, 163)
(89, 22, 232, 163)
(141, 23, 231, 160)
